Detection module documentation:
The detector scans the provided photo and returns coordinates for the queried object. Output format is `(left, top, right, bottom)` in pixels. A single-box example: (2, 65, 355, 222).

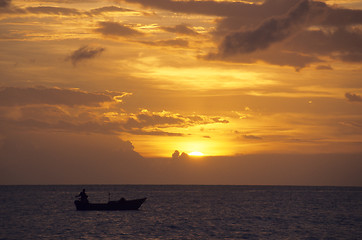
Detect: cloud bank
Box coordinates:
(3, 0, 361, 69)
(0, 1, 137, 16)
(122, 0, 362, 69)
(0, 87, 229, 136)
(0, 87, 113, 106)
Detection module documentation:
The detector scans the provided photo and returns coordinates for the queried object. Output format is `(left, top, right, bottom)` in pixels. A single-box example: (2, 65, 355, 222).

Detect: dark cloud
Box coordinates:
(124, 114, 183, 129)
(0, 0, 10, 8)
(123, 110, 228, 130)
(90, 6, 132, 15)
(285, 28, 362, 61)
(5, 0, 358, 68)
(1, 135, 361, 185)
(211, 117, 229, 124)
(316, 65, 333, 70)
(172, 150, 180, 159)
(122, 0, 308, 36)
(127, 0, 362, 69)
(127, 129, 184, 136)
(0, 87, 228, 137)
(322, 7, 362, 26)
(338, 52, 362, 63)
(0, 86, 113, 106)
(123, 0, 255, 17)
(0, 2, 86, 15)
(212, 0, 362, 69)
(0, 87, 125, 136)
(1, 3, 131, 16)
(171, 150, 189, 160)
(26, 0, 99, 3)
(0, 131, 144, 184)
(0, 0, 25, 14)
(95, 21, 144, 37)
(125, 0, 361, 33)
(207, 46, 321, 70)
(26, 6, 81, 15)
(220, 0, 310, 55)
(345, 93, 362, 102)
(141, 38, 189, 48)
(0, 108, 216, 137)
(124, 0, 324, 69)
(243, 135, 263, 140)
(161, 24, 199, 36)
(68, 45, 105, 66)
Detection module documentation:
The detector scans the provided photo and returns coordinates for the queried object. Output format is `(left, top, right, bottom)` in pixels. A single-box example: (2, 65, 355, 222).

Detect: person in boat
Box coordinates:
(77, 189, 88, 203)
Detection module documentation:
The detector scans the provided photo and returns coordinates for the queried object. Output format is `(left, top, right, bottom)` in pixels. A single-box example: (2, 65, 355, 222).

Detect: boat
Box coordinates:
(74, 197, 147, 211)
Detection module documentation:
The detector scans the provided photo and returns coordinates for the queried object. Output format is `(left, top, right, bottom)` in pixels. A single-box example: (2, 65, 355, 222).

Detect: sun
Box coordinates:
(188, 151, 204, 157)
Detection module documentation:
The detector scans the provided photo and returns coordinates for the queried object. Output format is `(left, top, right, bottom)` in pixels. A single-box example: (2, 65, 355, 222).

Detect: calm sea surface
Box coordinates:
(0, 185, 361, 239)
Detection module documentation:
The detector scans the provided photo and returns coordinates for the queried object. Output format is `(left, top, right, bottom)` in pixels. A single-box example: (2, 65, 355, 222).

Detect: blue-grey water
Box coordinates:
(0, 185, 361, 239)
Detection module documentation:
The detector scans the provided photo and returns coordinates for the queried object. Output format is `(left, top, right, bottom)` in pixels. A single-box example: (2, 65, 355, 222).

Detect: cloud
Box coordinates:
(123, 109, 228, 130)
(0, 131, 144, 184)
(0, 86, 113, 106)
(0, 0, 10, 8)
(125, 0, 362, 69)
(0, 0, 25, 14)
(126, 0, 322, 69)
(219, 0, 310, 55)
(243, 135, 263, 140)
(345, 92, 362, 102)
(1, 2, 134, 16)
(126, 129, 184, 136)
(285, 28, 362, 62)
(140, 38, 189, 48)
(316, 65, 333, 70)
(2, 136, 361, 185)
(209, 0, 362, 69)
(172, 150, 180, 159)
(67, 45, 105, 66)
(161, 24, 199, 36)
(89, 6, 132, 15)
(322, 7, 362, 26)
(129, 0, 359, 34)
(338, 52, 362, 63)
(0, 1, 85, 15)
(26, 6, 81, 15)
(95, 21, 144, 37)
(4, 0, 358, 69)
(0, 87, 229, 137)
(171, 150, 189, 160)
(122, 0, 257, 17)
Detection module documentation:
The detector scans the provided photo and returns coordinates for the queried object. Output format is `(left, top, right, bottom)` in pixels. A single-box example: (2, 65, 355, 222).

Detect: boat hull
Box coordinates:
(74, 198, 146, 211)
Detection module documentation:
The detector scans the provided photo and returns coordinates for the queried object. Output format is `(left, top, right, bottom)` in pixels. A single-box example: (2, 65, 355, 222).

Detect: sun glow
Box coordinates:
(189, 151, 204, 156)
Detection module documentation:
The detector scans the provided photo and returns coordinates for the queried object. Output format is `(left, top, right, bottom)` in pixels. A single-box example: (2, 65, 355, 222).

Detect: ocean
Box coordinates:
(0, 185, 361, 239)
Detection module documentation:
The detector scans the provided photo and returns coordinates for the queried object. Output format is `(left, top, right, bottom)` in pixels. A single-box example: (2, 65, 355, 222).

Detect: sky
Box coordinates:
(0, 0, 361, 185)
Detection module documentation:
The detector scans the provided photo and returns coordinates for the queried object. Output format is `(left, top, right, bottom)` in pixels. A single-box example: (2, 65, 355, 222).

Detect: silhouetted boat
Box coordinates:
(74, 198, 147, 211)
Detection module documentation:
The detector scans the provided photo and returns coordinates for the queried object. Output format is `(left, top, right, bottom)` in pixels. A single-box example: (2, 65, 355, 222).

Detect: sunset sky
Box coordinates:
(0, 0, 361, 185)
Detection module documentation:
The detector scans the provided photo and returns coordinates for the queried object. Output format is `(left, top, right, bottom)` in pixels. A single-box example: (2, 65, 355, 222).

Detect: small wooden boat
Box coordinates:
(74, 198, 147, 211)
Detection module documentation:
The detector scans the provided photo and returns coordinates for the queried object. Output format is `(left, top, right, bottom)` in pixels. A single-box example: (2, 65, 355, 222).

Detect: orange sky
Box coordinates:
(0, 0, 361, 185)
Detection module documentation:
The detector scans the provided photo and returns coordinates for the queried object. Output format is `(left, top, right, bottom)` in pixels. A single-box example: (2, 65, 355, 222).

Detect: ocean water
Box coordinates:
(0, 185, 361, 239)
